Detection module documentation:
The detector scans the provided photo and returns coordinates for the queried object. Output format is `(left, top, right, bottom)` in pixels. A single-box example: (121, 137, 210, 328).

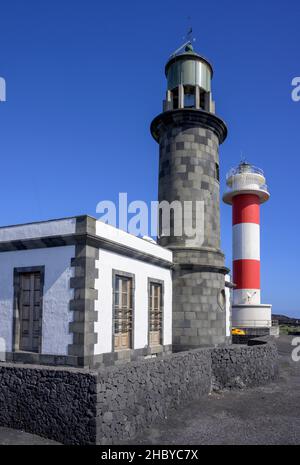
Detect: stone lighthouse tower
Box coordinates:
(151, 42, 229, 350)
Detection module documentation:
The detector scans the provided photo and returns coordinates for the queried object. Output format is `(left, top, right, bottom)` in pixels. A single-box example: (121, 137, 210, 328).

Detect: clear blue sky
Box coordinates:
(0, 0, 299, 317)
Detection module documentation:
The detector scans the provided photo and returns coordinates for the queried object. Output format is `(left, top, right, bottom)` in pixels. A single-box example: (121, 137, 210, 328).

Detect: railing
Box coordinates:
(260, 184, 269, 193)
(232, 320, 272, 328)
(224, 182, 269, 193)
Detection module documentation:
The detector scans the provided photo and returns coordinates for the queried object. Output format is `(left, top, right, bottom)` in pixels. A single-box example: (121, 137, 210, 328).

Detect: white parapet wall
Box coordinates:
(95, 220, 173, 263)
(0, 218, 76, 242)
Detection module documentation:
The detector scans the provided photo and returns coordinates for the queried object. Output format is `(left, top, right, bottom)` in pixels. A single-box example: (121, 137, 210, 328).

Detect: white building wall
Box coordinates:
(94, 248, 173, 355)
(225, 275, 232, 337)
(0, 246, 75, 355)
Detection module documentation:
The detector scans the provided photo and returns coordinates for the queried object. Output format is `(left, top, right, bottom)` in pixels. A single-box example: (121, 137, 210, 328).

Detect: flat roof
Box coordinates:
(0, 215, 173, 266)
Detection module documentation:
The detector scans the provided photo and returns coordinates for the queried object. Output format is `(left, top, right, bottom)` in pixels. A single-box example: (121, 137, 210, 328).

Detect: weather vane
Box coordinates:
(170, 20, 196, 57)
(185, 16, 194, 44)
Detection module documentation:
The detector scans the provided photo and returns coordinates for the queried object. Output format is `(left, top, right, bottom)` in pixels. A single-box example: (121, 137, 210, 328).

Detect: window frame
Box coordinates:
(147, 278, 164, 348)
(13, 266, 45, 354)
(112, 270, 135, 352)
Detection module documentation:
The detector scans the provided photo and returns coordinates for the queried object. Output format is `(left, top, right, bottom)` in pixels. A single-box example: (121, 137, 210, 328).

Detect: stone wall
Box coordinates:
(0, 364, 98, 445)
(211, 340, 279, 390)
(96, 349, 212, 444)
(0, 340, 278, 445)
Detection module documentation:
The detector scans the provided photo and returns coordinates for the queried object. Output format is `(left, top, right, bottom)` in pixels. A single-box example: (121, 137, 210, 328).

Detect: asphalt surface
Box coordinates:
(0, 335, 299, 445)
(130, 335, 300, 445)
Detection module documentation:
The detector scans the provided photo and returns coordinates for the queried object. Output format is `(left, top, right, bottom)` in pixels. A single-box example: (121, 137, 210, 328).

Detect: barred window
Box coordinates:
(114, 275, 133, 351)
(149, 282, 163, 347)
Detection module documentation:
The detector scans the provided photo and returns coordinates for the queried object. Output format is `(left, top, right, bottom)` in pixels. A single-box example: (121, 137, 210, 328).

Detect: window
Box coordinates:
(184, 85, 195, 108)
(200, 89, 206, 110)
(215, 163, 220, 182)
(172, 87, 179, 109)
(149, 282, 163, 346)
(13, 268, 44, 353)
(113, 274, 133, 351)
(218, 289, 226, 310)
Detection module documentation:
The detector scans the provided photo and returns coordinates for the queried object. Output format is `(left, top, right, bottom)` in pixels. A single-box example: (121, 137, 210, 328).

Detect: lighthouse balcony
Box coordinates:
(223, 164, 270, 204)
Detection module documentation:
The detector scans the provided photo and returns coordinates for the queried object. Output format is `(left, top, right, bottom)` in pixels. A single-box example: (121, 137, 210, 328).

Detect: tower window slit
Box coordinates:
(215, 163, 220, 182)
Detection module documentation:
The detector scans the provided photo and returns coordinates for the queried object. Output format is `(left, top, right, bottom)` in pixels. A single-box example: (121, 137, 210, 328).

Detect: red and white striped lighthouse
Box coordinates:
(223, 162, 272, 333)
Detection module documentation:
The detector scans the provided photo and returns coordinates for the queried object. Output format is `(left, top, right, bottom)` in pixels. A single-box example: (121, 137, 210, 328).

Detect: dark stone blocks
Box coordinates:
(172, 261, 227, 349)
(0, 364, 98, 445)
(158, 125, 222, 251)
(156, 114, 227, 348)
(211, 340, 279, 390)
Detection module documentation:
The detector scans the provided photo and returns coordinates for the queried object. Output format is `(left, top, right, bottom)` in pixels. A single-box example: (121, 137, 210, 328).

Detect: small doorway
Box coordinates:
(14, 268, 44, 353)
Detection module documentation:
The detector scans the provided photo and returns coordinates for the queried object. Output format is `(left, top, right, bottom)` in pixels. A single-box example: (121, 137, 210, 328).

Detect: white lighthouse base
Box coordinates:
(232, 304, 272, 330)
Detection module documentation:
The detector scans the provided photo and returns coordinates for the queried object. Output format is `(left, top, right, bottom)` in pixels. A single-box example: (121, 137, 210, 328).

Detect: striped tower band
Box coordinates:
(232, 194, 261, 306)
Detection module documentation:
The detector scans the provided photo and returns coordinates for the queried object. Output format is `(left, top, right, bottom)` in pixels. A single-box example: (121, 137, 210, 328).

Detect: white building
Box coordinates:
(0, 215, 173, 368)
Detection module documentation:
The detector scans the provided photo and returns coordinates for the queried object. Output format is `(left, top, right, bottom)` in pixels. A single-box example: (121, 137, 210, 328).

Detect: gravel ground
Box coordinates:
(129, 335, 300, 445)
(0, 335, 299, 445)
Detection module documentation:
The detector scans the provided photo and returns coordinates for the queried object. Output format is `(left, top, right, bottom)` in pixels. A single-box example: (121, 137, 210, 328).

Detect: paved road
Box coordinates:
(0, 427, 59, 445)
(130, 335, 300, 445)
(0, 335, 299, 445)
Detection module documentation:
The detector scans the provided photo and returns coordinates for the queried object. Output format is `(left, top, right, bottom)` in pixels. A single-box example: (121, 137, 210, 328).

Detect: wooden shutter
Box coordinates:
(114, 276, 133, 351)
(19, 272, 42, 352)
(149, 283, 162, 346)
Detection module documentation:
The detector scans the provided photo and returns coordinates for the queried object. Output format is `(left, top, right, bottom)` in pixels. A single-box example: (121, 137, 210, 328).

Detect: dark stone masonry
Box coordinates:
(0, 340, 278, 445)
(211, 341, 279, 391)
(151, 110, 229, 349)
(0, 365, 98, 444)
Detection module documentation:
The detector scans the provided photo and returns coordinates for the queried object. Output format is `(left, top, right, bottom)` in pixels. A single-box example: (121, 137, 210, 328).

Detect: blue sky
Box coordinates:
(0, 0, 299, 317)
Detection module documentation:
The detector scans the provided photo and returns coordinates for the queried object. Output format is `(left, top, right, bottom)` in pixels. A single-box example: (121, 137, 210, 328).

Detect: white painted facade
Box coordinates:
(0, 246, 75, 354)
(93, 221, 173, 355)
(94, 248, 173, 355)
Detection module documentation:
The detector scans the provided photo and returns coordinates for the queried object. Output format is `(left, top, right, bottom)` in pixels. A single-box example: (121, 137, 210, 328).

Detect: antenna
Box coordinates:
(240, 151, 247, 165)
(185, 16, 193, 42)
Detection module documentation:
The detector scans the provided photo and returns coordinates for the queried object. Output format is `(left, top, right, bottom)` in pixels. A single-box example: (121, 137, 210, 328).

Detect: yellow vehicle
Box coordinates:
(232, 328, 246, 336)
